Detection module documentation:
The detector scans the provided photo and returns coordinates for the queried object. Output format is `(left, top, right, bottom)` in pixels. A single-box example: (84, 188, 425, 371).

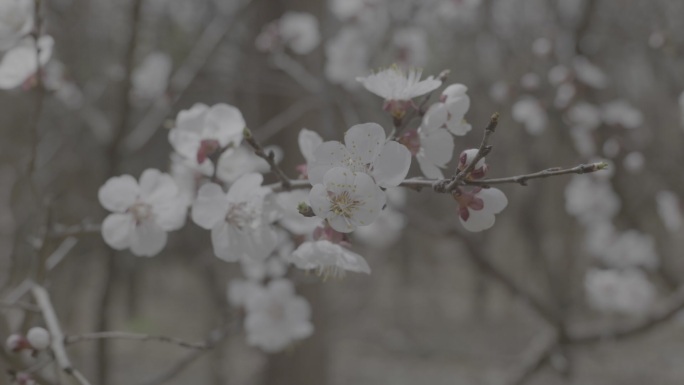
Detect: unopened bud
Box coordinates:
(458, 149, 487, 179)
(297, 202, 315, 217)
(6, 334, 29, 352)
(26, 327, 50, 351)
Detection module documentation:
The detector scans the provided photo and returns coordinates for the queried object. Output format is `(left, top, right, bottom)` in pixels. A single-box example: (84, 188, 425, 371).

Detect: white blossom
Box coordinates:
(288, 239, 371, 277)
(228, 278, 262, 307)
(598, 230, 659, 270)
(656, 190, 682, 233)
(585, 268, 656, 316)
(392, 27, 428, 68)
(99, 169, 187, 257)
(244, 279, 313, 352)
(278, 12, 320, 54)
(309, 167, 382, 233)
(422, 83, 472, 136)
(0, 0, 33, 51)
(622, 151, 645, 173)
(132, 51, 172, 102)
(357, 66, 441, 117)
(454, 187, 508, 232)
(401, 124, 454, 179)
(573, 56, 607, 89)
(566, 102, 601, 130)
(512, 97, 547, 135)
(308, 122, 411, 188)
(297, 128, 323, 177)
(168, 103, 245, 164)
(564, 175, 621, 225)
(215, 145, 279, 184)
(324, 27, 369, 89)
(601, 100, 643, 129)
(191, 173, 278, 262)
(0, 35, 53, 90)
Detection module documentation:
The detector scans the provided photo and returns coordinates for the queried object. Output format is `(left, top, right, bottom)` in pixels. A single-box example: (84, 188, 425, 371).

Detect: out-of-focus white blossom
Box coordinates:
(585, 268, 656, 316)
(258, 12, 320, 55)
(288, 239, 371, 277)
(0, 0, 33, 51)
(512, 97, 547, 135)
(598, 230, 659, 270)
(0, 35, 53, 90)
(99, 169, 187, 257)
(532, 37, 552, 56)
(168, 103, 245, 164)
(308, 122, 411, 188)
(601, 100, 643, 129)
(573, 56, 608, 89)
(489, 81, 509, 103)
(564, 175, 620, 225)
(554, 83, 576, 109)
(548, 65, 570, 86)
(244, 279, 313, 352)
(353, 205, 406, 248)
(566, 102, 601, 130)
(297, 128, 323, 177)
(324, 28, 369, 89)
(191, 173, 278, 262)
(622, 151, 644, 173)
(392, 27, 428, 68)
(656, 190, 682, 232)
(454, 187, 508, 232)
(602, 137, 620, 158)
(132, 52, 172, 102)
(520, 73, 541, 89)
(309, 167, 382, 233)
(228, 278, 262, 307)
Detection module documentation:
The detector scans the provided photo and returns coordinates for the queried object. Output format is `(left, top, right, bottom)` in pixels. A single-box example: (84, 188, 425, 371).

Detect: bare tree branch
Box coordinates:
(64, 331, 211, 350)
(31, 283, 92, 385)
(244, 128, 293, 189)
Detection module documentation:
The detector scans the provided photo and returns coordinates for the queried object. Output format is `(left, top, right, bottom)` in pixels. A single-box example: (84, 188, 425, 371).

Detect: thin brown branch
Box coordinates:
(135, 326, 231, 385)
(64, 331, 211, 350)
(244, 128, 293, 189)
(435, 112, 499, 193)
(505, 332, 557, 385)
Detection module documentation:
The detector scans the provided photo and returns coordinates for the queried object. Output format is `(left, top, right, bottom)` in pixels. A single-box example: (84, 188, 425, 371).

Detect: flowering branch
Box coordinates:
(244, 128, 293, 189)
(64, 331, 211, 350)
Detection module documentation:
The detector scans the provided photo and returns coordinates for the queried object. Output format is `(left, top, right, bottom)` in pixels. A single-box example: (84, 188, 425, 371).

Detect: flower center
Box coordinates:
(329, 191, 361, 218)
(226, 202, 260, 229)
(129, 202, 153, 223)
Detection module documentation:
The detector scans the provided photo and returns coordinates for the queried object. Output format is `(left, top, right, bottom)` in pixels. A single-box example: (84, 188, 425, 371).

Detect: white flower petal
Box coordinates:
(344, 123, 385, 164)
(98, 175, 139, 213)
(129, 220, 167, 257)
(211, 221, 241, 262)
(479, 188, 508, 213)
(204, 104, 245, 147)
(298, 128, 323, 163)
(417, 153, 445, 179)
(422, 103, 448, 132)
(226, 173, 265, 203)
(308, 141, 349, 184)
(139, 169, 178, 204)
(421, 127, 454, 166)
(460, 210, 495, 232)
(191, 183, 228, 229)
(372, 141, 411, 188)
(309, 184, 332, 218)
(101, 213, 134, 250)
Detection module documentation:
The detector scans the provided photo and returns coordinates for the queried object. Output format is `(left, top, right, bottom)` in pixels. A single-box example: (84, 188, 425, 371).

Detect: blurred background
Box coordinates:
(2, 0, 684, 384)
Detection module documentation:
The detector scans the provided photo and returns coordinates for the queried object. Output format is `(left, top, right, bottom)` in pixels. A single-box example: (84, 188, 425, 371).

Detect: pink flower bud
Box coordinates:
(457, 149, 488, 179)
(197, 139, 221, 164)
(6, 334, 30, 352)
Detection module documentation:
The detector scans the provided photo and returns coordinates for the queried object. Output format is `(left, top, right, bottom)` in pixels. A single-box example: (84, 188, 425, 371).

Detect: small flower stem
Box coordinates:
(243, 128, 293, 190)
(435, 112, 499, 193)
(386, 69, 450, 142)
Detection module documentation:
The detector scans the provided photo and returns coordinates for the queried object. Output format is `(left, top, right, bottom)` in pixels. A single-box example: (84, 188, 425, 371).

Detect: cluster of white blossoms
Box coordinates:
(95, 66, 519, 351)
(0, 0, 55, 90)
